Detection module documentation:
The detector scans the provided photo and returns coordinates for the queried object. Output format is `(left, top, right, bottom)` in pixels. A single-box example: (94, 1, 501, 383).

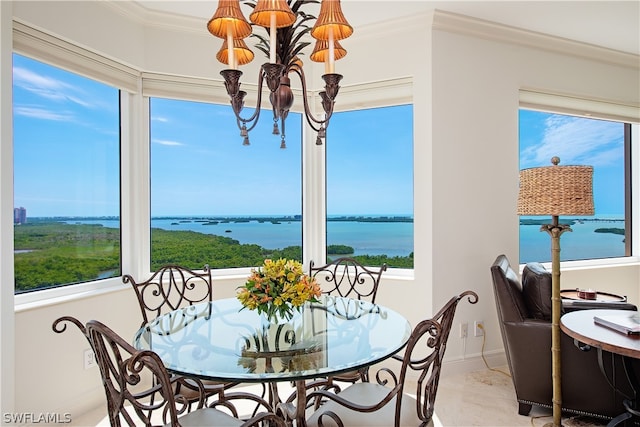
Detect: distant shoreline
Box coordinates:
(27, 215, 415, 224)
(519, 218, 623, 225)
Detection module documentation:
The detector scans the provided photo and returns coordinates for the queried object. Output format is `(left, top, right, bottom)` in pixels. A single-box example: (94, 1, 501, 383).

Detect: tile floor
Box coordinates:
(433, 366, 607, 427)
(62, 366, 608, 427)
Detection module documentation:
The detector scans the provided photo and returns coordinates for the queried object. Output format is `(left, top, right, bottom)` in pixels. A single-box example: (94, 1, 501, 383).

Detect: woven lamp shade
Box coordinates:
(311, 0, 353, 41)
(249, 0, 296, 28)
(310, 39, 347, 62)
(216, 38, 255, 66)
(518, 158, 594, 216)
(207, 0, 252, 39)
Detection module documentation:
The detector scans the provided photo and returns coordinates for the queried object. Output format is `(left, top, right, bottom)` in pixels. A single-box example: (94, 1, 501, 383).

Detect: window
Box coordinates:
(13, 54, 121, 293)
(519, 109, 628, 263)
(326, 105, 414, 268)
(149, 98, 303, 270)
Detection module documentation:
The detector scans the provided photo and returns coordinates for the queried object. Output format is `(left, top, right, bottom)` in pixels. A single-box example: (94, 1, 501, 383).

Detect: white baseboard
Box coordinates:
(440, 349, 508, 378)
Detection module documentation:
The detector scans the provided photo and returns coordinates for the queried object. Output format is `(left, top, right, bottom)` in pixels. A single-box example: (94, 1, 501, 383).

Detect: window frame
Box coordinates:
(324, 104, 415, 269)
(518, 89, 640, 268)
(13, 24, 136, 307)
(13, 21, 416, 307)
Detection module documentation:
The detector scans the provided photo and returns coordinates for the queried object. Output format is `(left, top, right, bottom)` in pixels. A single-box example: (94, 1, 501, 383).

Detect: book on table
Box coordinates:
(593, 313, 640, 335)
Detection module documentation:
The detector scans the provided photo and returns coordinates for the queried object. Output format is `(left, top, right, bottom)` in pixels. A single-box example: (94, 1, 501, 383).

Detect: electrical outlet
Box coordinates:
(84, 348, 96, 370)
(460, 322, 468, 338)
(474, 320, 484, 337)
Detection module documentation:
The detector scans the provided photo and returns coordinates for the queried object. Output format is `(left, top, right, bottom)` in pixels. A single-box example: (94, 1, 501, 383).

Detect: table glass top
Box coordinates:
(133, 295, 412, 382)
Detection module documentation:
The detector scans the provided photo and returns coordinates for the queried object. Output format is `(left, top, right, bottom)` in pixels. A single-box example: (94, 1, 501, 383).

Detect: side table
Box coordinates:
(561, 289, 636, 313)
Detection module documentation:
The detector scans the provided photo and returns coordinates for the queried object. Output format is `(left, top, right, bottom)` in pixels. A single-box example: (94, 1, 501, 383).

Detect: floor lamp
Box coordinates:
(517, 156, 594, 427)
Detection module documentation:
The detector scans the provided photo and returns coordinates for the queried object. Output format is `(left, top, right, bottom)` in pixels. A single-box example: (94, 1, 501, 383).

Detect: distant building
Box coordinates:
(14, 207, 26, 225)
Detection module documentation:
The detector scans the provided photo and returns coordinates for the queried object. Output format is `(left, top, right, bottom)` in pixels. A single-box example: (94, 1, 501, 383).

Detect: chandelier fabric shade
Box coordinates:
(517, 157, 594, 216)
(311, 0, 353, 41)
(249, 0, 296, 28)
(216, 38, 255, 66)
(310, 39, 347, 63)
(207, 0, 252, 39)
(207, 0, 353, 148)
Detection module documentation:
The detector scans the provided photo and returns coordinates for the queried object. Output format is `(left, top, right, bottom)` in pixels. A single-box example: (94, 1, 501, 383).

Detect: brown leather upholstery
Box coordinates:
(491, 254, 637, 420)
(522, 262, 552, 320)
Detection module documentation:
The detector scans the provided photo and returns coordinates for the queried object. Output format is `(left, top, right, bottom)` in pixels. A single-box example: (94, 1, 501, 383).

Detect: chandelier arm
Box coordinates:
(222, 68, 271, 133)
(239, 69, 269, 131)
(289, 65, 333, 132)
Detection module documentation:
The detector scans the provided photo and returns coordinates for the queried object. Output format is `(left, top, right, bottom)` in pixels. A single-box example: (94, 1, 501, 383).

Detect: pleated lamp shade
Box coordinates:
(311, 0, 353, 41)
(310, 39, 347, 63)
(216, 38, 255, 66)
(249, 0, 296, 28)
(207, 0, 252, 39)
(517, 157, 594, 216)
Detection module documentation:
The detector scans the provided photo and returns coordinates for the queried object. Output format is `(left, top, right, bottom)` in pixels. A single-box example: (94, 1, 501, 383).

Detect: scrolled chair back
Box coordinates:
(123, 264, 213, 327)
(53, 316, 203, 426)
(53, 316, 285, 427)
(309, 257, 387, 303)
(406, 290, 479, 423)
(305, 290, 479, 427)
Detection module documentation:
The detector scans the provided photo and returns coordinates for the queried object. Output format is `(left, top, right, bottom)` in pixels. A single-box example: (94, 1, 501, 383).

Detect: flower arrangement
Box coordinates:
(237, 258, 321, 323)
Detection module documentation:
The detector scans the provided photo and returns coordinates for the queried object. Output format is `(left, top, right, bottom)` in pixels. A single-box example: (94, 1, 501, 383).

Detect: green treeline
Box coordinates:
(14, 223, 414, 293)
(594, 228, 625, 235)
(14, 223, 121, 292)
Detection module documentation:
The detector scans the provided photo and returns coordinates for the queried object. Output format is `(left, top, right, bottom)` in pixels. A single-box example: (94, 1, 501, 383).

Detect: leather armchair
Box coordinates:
(491, 254, 637, 420)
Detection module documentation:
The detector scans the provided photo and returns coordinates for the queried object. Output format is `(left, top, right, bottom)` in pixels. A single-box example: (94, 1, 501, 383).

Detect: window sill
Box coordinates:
(14, 278, 128, 313)
(519, 256, 640, 274)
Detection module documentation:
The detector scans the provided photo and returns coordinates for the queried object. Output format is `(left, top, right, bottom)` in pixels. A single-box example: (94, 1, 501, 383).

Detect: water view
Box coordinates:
(61, 214, 625, 263)
(519, 216, 625, 263)
(64, 216, 415, 258)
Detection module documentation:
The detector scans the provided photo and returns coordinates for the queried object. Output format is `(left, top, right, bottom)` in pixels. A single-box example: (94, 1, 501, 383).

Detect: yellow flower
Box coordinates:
(236, 258, 320, 321)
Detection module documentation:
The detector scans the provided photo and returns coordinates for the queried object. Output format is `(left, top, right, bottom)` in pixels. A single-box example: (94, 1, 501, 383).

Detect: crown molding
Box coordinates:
(432, 9, 639, 70)
(101, 2, 638, 70)
(102, 1, 210, 37)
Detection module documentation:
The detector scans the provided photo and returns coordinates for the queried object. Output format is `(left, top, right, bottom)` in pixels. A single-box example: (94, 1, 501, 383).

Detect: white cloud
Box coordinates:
(153, 139, 184, 146)
(13, 66, 94, 109)
(522, 115, 623, 168)
(14, 106, 74, 121)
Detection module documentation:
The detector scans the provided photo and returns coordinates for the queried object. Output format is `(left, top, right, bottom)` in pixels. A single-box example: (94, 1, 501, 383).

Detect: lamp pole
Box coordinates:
(518, 156, 594, 427)
(541, 215, 571, 427)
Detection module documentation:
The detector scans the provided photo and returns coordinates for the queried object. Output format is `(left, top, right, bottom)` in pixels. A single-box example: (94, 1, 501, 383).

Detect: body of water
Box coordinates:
(519, 217, 625, 263)
(65, 216, 625, 262)
(66, 217, 415, 258)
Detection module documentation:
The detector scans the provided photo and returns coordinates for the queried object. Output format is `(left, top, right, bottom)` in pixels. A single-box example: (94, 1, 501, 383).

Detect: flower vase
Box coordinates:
(262, 305, 294, 326)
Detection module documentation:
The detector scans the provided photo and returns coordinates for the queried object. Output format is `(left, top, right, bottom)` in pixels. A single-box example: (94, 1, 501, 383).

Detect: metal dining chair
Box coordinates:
(310, 257, 387, 303)
(52, 316, 285, 427)
(123, 264, 214, 327)
(309, 257, 388, 384)
(123, 264, 237, 403)
(302, 290, 479, 427)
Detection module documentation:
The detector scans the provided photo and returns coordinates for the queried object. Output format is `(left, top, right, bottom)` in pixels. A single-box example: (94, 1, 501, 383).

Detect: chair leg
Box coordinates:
(518, 402, 532, 415)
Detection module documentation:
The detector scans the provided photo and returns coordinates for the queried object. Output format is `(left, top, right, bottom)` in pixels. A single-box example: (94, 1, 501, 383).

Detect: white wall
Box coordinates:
(0, 0, 16, 418)
(4, 1, 640, 420)
(429, 23, 640, 361)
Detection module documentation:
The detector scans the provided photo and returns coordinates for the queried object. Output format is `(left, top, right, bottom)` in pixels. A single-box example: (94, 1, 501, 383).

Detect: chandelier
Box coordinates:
(207, 0, 352, 148)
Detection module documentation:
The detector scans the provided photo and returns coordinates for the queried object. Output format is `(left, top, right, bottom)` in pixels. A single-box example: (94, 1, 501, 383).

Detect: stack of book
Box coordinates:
(593, 313, 640, 335)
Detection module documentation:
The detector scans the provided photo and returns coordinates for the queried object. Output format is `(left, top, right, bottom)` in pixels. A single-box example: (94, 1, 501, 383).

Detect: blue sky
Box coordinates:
(12, 53, 623, 217)
(519, 110, 625, 215)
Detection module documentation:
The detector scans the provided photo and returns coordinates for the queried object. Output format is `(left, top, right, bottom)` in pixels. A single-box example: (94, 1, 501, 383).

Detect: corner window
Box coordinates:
(13, 54, 121, 293)
(326, 105, 414, 268)
(149, 97, 303, 270)
(519, 109, 628, 263)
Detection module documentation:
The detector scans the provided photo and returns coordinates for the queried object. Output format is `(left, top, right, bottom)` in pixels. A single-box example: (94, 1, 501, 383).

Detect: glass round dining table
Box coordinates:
(133, 295, 411, 423)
